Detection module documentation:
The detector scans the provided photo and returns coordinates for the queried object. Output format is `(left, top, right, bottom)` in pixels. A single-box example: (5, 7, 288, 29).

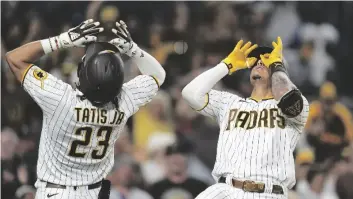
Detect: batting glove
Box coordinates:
(259, 37, 283, 67)
(109, 20, 142, 57)
(223, 40, 258, 75)
(59, 19, 104, 48)
(41, 19, 104, 54)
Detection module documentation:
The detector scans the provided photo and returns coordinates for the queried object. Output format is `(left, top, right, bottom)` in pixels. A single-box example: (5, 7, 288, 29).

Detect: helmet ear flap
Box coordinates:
(77, 61, 83, 77)
(77, 54, 86, 77)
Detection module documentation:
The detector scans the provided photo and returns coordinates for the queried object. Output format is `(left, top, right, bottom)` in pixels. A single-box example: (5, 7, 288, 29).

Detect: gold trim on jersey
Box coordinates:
(21, 64, 34, 86)
(195, 93, 209, 111)
(150, 75, 160, 88)
(249, 96, 274, 103)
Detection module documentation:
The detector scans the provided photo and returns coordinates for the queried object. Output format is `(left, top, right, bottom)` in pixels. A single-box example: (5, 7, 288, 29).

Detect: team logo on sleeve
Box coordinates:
(33, 68, 48, 89)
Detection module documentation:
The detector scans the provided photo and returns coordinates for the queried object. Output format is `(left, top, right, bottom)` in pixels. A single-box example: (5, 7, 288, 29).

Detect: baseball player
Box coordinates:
(5, 19, 165, 199)
(182, 37, 309, 199)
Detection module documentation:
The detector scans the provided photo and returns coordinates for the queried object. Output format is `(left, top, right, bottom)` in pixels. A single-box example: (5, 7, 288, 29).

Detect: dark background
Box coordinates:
(1, 1, 353, 199)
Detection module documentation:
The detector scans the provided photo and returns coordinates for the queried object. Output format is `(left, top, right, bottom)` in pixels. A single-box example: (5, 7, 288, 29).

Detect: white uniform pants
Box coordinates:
(195, 183, 288, 199)
(34, 180, 101, 199)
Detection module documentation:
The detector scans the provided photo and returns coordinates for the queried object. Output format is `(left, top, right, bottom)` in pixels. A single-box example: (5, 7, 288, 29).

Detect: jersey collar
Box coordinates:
(248, 97, 274, 103)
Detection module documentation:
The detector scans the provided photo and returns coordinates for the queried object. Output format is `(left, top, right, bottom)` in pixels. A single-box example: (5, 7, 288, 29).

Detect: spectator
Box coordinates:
(140, 133, 176, 185)
(133, 91, 175, 150)
(15, 185, 36, 199)
(108, 155, 152, 199)
(296, 165, 327, 199)
(298, 23, 339, 87)
(305, 81, 353, 163)
(148, 143, 208, 199)
(336, 172, 353, 199)
(2, 2, 353, 198)
(1, 128, 22, 199)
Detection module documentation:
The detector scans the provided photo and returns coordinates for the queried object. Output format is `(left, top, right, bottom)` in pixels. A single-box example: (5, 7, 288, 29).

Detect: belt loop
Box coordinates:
(264, 182, 273, 193)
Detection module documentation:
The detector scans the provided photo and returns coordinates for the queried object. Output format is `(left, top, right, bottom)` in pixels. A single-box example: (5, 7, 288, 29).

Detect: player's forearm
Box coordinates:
(132, 49, 166, 86)
(182, 63, 228, 109)
(271, 71, 296, 101)
(5, 41, 45, 82)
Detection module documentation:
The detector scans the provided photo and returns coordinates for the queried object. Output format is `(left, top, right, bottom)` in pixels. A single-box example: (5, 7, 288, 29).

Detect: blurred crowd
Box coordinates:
(1, 1, 353, 199)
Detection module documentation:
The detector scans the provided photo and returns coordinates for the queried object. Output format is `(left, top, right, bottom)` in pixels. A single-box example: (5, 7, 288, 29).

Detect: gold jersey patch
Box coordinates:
(33, 68, 48, 89)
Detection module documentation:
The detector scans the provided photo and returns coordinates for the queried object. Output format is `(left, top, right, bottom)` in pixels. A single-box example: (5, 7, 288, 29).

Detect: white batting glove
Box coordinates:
(41, 19, 104, 54)
(109, 20, 143, 57)
(59, 19, 104, 48)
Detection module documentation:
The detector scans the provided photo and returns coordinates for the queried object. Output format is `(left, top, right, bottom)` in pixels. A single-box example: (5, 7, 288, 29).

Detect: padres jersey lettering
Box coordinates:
(226, 108, 285, 130)
(198, 89, 309, 189)
(23, 65, 158, 186)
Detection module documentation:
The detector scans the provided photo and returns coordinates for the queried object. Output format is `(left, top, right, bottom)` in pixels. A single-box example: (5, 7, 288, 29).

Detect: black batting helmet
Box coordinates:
(248, 46, 273, 68)
(248, 46, 288, 69)
(77, 42, 124, 107)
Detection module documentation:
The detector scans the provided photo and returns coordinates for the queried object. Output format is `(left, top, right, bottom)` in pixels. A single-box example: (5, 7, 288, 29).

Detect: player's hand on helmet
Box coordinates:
(223, 40, 258, 75)
(58, 19, 104, 48)
(260, 37, 283, 67)
(109, 20, 141, 57)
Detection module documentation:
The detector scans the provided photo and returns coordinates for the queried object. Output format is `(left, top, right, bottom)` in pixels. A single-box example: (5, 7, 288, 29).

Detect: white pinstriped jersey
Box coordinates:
(23, 65, 159, 186)
(198, 90, 309, 189)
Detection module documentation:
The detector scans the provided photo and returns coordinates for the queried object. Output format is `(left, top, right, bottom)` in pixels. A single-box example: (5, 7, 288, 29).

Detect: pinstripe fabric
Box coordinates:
(24, 66, 158, 191)
(196, 89, 309, 199)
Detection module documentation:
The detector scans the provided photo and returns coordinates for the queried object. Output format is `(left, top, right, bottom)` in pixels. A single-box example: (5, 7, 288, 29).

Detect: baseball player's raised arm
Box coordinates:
(131, 49, 166, 87)
(5, 19, 103, 82)
(260, 37, 309, 127)
(5, 19, 103, 116)
(110, 21, 165, 112)
(272, 71, 309, 127)
(4, 40, 69, 116)
(182, 40, 257, 121)
(5, 41, 45, 82)
(120, 50, 165, 110)
(182, 63, 236, 121)
(110, 20, 166, 87)
(5, 41, 69, 117)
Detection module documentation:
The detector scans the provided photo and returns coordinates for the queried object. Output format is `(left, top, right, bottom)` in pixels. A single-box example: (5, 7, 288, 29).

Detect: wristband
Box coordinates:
(40, 36, 63, 54)
(270, 62, 288, 76)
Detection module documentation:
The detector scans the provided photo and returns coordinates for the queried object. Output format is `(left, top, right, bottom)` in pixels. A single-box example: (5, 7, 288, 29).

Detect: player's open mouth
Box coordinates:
(252, 75, 262, 80)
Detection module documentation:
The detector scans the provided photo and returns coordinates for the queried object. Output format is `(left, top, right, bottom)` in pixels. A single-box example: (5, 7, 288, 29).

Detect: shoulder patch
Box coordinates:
(33, 68, 48, 89)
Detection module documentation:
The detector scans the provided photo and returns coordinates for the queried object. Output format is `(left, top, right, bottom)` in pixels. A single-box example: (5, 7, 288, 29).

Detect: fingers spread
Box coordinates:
(277, 36, 282, 48)
(235, 40, 244, 51)
(81, 21, 100, 30)
(259, 54, 267, 63)
(119, 20, 127, 28)
(241, 41, 252, 52)
(83, 19, 94, 25)
(245, 44, 258, 56)
(246, 57, 257, 67)
(83, 28, 104, 35)
(272, 41, 278, 49)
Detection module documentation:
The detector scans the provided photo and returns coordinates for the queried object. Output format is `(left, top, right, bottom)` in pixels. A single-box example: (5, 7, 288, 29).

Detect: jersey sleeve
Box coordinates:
(197, 90, 239, 123)
(284, 95, 310, 130)
(121, 75, 159, 115)
(22, 65, 70, 117)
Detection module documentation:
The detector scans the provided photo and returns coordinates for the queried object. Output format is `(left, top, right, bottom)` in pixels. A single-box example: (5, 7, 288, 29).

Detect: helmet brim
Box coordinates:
(84, 42, 119, 66)
(248, 46, 273, 59)
(248, 46, 273, 68)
